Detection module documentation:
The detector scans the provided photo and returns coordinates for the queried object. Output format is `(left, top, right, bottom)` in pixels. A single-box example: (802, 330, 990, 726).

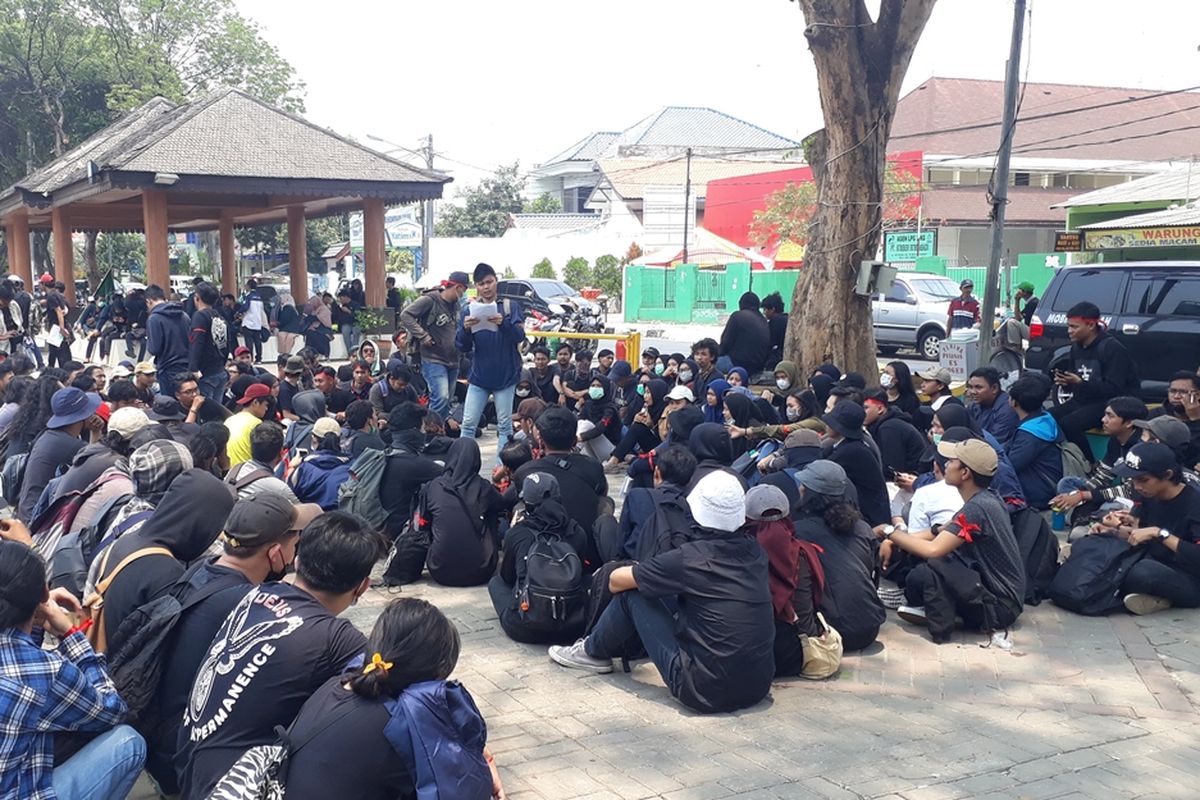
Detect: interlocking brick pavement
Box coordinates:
(132, 433, 1200, 799)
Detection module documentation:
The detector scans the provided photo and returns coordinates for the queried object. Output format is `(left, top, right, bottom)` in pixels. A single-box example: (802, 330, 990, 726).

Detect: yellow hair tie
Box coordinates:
(363, 652, 393, 676)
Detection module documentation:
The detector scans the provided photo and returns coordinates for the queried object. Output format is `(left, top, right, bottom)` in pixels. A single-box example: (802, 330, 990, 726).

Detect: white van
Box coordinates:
(168, 274, 195, 297)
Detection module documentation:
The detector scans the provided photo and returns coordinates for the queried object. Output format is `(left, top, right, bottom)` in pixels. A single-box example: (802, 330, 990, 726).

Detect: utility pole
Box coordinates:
(682, 147, 693, 263)
(980, 0, 1026, 364)
(421, 134, 434, 284)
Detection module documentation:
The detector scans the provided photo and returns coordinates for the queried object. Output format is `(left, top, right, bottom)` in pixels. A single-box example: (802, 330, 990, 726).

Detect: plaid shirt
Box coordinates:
(0, 629, 127, 800)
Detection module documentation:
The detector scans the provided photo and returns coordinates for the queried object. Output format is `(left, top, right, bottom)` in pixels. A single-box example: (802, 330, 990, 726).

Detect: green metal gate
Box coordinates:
(695, 269, 728, 309)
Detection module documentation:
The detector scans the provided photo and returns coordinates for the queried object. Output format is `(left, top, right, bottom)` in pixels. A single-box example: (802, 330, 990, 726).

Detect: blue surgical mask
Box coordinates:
(588, 386, 604, 400)
(654, 363, 665, 375)
(678, 370, 693, 383)
(636, 384, 646, 396)
(931, 433, 943, 445)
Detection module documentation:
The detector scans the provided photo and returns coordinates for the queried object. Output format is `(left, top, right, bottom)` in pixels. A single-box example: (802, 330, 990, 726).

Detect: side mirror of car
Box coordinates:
(524, 290, 534, 298)
(907, 296, 918, 305)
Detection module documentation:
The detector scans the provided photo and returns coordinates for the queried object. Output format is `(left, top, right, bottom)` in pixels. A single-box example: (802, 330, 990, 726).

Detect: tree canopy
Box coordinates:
(434, 163, 525, 238)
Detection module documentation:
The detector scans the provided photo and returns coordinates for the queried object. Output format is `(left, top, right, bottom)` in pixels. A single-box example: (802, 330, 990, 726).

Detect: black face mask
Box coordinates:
(1169, 402, 1186, 417)
(265, 560, 295, 584)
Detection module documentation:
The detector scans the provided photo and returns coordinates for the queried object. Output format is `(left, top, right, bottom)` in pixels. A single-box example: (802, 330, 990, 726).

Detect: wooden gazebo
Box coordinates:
(0, 89, 449, 306)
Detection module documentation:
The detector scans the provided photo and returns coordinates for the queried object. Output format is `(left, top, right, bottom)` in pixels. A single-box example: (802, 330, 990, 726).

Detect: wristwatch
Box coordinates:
(1158, 528, 1172, 540)
(881, 525, 896, 538)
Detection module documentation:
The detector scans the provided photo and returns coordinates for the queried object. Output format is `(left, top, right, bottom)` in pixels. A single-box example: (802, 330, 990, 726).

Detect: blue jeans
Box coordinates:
(460, 381, 515, 453)
(342, 324, 362, 356)
(1056, 477, 1088, 494)
(197, 370, 229, 404)
(53, 725, 146, 800)
(421, 362, 459, 418)
(586, 590, 682, 694)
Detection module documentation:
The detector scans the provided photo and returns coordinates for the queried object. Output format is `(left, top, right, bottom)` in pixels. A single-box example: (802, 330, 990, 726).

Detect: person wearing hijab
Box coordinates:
(283, 389, 328, 461)
(726, 367, 749, 388)
(624, 404, 707, 491)
(274, 291, 303, 356)
(577, 375, 621, 462)
(723, 392, 764, 459)
(301, 294, 334, 357)
(489, 471, 592, 643)
(676, 358, 698, 391)
(606, 378, 669, 468)
(88, 469, 236, 653)
(422, 438, 504, 587)
(765, 361, 802, 414)
(704, 378, 731, 425)
(812, 363, 841, 383)
(513, 368, 542, 413)
(809, 373, 835, 411)
(686, 422, 748, 492)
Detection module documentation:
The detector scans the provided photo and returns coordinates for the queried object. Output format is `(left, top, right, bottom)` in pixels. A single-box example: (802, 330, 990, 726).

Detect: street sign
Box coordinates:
(883, 230, 937, 261)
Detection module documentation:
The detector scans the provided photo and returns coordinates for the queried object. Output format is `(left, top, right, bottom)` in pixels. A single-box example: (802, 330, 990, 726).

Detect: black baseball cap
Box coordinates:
(221, 495, 323, 548)
(1114, 442, 1178, 479)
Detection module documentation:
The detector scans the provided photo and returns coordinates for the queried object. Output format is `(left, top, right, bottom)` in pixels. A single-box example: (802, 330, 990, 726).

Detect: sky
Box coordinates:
(236, 0, 1200, 196)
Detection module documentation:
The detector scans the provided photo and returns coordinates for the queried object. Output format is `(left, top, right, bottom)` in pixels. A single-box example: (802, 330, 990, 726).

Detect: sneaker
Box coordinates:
(549, 638, 613, 674)
(1123, 593, 1172, 616)
(896, 605, 928, 626)
(877, 583, 905, 610)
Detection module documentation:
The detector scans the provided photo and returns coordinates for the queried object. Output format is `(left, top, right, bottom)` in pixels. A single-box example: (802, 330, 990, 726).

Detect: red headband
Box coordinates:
(865, 397, 887, 408)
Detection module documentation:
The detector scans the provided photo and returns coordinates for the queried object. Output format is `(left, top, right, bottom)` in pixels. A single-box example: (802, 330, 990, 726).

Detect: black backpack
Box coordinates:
(629, 487, 698, 563)
(105, 571, 242, 731)
(516, 532, 586, 634)
(1010, 507, 1060, 605)
(1049, 534, 1145, 616)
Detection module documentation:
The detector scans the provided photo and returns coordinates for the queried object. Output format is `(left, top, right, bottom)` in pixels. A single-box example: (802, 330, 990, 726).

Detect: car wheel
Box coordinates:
(917, 330, 942, 360)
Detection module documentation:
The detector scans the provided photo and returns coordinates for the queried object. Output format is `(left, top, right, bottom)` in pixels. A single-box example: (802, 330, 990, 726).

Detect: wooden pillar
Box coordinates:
(362, 199, 386, 307)
(50, 207, 76, 306)
(7, 213, 32, 287)
(142, 188, 170, 289)
(286, 206, 309, 302)
(219, 215, 237, 295)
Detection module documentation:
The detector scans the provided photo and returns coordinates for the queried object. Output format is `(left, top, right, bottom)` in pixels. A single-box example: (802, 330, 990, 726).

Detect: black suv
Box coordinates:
(1025, 261, 1200, 402)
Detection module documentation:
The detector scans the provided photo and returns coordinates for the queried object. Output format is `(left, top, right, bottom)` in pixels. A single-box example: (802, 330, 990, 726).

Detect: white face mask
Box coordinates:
(678, 370, 693, 383)
(516, 388, 530, 397)
(776, 378, 791, 391)
(880, 373, 894, 389)
(786, 407, 801, 421)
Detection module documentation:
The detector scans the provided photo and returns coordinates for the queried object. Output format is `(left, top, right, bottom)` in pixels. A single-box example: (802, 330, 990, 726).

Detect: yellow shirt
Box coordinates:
(224, 410, 262, 468)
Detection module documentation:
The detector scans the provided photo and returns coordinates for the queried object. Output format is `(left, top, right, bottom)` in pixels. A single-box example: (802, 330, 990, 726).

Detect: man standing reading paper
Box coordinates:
(456, 262, 524, 453)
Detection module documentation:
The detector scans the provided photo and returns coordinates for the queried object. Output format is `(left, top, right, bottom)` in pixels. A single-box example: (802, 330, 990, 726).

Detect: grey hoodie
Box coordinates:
(399, 290, 460, 366)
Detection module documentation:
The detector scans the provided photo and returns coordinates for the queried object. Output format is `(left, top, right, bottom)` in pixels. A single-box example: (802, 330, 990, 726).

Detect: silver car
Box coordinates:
(872, 272, 959, 360)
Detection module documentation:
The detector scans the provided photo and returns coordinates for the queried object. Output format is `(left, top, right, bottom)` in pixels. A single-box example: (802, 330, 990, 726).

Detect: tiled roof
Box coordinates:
(509, 213, 601, 232)
(1058, 168, 1199, 207)
(5, 88, 446, 201)
(541, 132, 621, 166)
(918, 185, 1072, 225)
(595, 158, 805, 201)
(891, 77, 1200, 164)
(1080, 204, 1200, 229)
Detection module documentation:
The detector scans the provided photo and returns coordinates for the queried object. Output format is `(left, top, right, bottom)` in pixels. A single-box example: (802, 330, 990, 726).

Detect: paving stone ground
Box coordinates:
(136, 431, 1200, 799)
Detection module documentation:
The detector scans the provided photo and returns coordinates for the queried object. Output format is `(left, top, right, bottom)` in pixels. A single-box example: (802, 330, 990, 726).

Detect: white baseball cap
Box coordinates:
(666, 385, 695, 403)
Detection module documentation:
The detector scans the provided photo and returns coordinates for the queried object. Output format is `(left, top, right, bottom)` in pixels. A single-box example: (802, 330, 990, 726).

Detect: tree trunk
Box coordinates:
(84, 231, 101, 289)
(32, 231, 52, 277)
(786, 0, 937, 379)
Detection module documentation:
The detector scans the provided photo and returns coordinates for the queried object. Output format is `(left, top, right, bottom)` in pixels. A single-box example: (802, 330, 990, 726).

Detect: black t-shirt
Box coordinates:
(513, 453, 607, 534)
(284, 677, 415, 800)
(43, 290, 67, 332)
(942, 489, 1026, 608)
(194, 397, 231, 426)
(1137, 484, 1200, 575)
(380, 451, 445, 537)
(632, 535, 775, 713)
(1021, 296, 1039, 327)
(531, 365, 559, 405)
(279, 379, 302, 415)
(17, 428, 86, 522)
(322, 387, 355, 415)
(176, 582, 367, 799)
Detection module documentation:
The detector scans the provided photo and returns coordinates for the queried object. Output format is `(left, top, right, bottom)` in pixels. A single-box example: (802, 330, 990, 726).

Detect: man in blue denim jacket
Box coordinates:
(455, 263, 524, 452)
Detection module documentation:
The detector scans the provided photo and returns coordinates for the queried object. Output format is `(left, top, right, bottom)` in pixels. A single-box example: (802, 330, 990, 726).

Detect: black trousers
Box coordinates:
(905, 556, 1021, 643)
(241, 327, 263, 362)
(1122, 558, 1200, 607)
(1049, 400, 1108, 463)
(613, 422, 661, 461)
(46, 340, 72, 368)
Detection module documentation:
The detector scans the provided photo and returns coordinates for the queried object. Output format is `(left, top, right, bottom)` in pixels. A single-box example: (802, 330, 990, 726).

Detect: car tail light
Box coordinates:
(1029, 314, 1044, 339)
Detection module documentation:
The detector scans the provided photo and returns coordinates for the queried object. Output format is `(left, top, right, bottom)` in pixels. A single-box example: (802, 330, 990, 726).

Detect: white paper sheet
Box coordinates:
(46, 324, 64, 347)
(467, 302, 499, 333)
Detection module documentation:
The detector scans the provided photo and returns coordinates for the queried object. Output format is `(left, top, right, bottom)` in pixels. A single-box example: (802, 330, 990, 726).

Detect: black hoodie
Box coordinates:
(189, 306, 230, 376)
(98, 469, 237, 652)
(718, 298, 772, 374)
(148, 301, 191, 373)
(424, 439, 502, 586)
(685, 423, 749, 492)
(578, 375, 621, 444)
(867, 405, 927, 476)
